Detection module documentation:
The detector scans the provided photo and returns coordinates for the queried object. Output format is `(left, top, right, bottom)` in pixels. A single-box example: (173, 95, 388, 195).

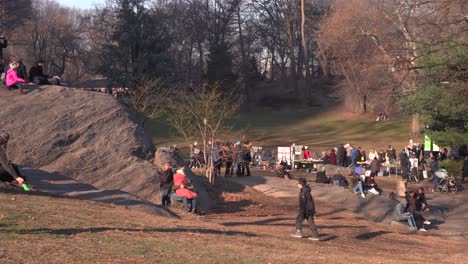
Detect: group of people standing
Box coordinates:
(189, 140, 253, 177)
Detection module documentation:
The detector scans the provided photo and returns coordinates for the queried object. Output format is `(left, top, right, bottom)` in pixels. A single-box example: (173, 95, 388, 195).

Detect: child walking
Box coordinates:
(291, 178, 320, 241)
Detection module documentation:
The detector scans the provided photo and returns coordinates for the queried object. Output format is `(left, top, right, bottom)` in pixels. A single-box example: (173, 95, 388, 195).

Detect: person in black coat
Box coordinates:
(29, 60, 51, 85)
(159, 162, 174, 207)
(0, 36, 7, 59)
(399, 150, 410, 180)
(462, 156, 468, 184)
(290, 178, 320, 241)
(16, 59, 28, 83)
(337, 144, 346, 167)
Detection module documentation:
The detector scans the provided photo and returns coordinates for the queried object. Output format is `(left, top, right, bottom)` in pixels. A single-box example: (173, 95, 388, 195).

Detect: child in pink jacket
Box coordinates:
(6, 62, 25, 94)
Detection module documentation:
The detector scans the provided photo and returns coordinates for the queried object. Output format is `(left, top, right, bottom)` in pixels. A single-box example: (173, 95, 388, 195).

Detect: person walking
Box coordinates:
(290, 178, 320, 241)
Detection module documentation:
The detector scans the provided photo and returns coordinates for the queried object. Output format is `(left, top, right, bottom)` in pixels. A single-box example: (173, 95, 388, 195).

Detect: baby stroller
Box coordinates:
(435, 169, 459, 192)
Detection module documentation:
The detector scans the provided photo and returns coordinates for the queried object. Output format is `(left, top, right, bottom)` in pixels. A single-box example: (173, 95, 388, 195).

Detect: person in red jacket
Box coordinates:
(303, 146, 311, 160)
(6, 62, 25, 94)
(329, 149, 337, 165)
(172, 166, 198, 213)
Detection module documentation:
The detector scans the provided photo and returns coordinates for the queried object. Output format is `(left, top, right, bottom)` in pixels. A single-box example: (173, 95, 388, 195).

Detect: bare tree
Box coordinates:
(166, 83, 240, 184)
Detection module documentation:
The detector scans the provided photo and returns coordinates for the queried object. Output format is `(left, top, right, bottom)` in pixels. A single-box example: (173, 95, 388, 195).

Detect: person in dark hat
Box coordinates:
(290, 178, 320, 241)
(0, 132, 26, 187)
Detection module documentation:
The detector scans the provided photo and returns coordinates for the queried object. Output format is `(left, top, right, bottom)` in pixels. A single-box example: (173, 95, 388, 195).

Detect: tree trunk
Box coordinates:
(300, 0, 311, 97)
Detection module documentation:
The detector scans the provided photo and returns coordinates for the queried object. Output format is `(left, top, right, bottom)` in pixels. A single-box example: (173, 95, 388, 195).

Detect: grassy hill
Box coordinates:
(144, 108, 416, 152)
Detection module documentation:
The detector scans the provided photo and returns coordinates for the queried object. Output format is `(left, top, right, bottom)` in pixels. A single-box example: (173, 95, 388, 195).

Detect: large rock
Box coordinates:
(0, 87, 163, 207)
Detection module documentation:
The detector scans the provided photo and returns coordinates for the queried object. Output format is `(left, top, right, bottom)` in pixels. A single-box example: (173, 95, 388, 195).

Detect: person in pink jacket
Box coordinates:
(6, 62, 25, 94)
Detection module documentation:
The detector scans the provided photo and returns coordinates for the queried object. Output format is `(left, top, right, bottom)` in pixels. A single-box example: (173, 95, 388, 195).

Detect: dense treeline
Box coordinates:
(1, 0, 466, 145)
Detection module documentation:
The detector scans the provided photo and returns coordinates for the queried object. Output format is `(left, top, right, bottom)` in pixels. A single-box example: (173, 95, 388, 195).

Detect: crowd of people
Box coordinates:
(188, 140, 255, 178)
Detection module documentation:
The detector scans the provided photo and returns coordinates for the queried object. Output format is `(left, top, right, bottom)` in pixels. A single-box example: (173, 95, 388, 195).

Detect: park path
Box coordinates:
(228, 173, 468, 242)
(21, 167, 175, 218)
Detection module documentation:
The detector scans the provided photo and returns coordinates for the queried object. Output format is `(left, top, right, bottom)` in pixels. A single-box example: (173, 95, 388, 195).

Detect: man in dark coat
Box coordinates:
(337, 144, 346, 167)
(290, 178, 320, 241)
(399, 149, 410, 180)
(159, 162, 174, 207)
(0, 36, 7, 59)
(16, 59, 29, 83)
(462, 156, 468, 184)
(29, 60, 51, 85)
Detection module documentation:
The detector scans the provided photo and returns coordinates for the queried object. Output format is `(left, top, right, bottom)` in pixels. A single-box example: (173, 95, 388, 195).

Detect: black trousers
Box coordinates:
(0, 164, 23, 183)
(296, 214, 319, 237)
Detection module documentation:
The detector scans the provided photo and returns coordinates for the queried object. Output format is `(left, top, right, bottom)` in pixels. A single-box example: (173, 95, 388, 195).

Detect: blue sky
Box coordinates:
(57, 0, 105, 9)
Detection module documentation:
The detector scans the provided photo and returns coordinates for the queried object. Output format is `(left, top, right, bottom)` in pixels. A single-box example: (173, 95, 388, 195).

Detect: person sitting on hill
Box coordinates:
(16, 58, 28, 83)
(365, 174, 382, 195)
(172, 166, 198, 214)
(394, 198, 416, 230)
(29, 59, 60, 85)
(415, 187, 428, 211)
(275, 163, 292, 179)
(6, 62, 26, 94)
(0, 132, 26, 188)
(407, 191, 428, 232)
(315, 167, 330, 184)
(352, 174, 366, 198)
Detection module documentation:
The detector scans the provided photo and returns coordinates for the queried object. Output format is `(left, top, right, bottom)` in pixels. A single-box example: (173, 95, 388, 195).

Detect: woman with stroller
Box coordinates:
(430, 152, 440, 191)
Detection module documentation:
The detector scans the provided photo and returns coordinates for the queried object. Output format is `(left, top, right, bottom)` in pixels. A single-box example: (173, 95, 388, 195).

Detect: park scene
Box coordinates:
(0, 0, 467, 263)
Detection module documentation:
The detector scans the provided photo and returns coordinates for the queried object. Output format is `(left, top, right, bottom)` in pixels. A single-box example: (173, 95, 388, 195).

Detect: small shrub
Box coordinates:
(439, 159, 463, 176)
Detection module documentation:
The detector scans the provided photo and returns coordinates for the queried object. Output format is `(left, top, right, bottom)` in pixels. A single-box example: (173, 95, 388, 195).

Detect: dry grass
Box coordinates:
(1, 185, 466, 264)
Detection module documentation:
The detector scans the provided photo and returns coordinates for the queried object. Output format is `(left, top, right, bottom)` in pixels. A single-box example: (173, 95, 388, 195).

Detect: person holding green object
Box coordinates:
(0, 132, 28, 190)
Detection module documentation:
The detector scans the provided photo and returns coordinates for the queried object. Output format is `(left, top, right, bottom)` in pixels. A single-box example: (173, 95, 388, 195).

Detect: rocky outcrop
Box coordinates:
(0, 86, 163, 208)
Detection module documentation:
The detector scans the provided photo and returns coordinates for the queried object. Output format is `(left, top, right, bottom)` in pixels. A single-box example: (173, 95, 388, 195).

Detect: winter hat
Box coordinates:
(0, 131, 10, 142)
(236, 141, 241, 145)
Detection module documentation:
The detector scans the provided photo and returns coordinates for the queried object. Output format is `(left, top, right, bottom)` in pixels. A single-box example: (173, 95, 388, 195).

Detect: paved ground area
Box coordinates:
(229, 168, 468, 242)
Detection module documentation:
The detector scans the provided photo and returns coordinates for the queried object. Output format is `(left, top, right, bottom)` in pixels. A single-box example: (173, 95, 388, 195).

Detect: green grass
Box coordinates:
(144, 108, 416, 153)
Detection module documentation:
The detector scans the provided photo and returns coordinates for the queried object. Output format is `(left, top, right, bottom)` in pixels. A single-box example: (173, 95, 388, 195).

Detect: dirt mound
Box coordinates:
(0, 86, 164, 208)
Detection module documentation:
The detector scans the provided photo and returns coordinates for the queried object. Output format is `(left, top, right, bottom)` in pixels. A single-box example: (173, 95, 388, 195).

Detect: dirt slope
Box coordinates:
(0, 86, 162, 205)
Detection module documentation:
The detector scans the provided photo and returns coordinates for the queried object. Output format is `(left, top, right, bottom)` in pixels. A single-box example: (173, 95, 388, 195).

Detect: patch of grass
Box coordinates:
(145, 108, 416, 153)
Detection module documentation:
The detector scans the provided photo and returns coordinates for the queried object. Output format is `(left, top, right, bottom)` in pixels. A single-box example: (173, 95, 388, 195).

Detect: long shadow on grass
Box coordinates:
(222, 217, 290, 227)
(354, 230, 392, 240)
(0, 227, 258, 237)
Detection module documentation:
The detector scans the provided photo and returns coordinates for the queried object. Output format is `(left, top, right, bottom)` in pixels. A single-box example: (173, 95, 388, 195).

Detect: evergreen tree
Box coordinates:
(402, 45, 468, 147)
(96, 0, 172, 87)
